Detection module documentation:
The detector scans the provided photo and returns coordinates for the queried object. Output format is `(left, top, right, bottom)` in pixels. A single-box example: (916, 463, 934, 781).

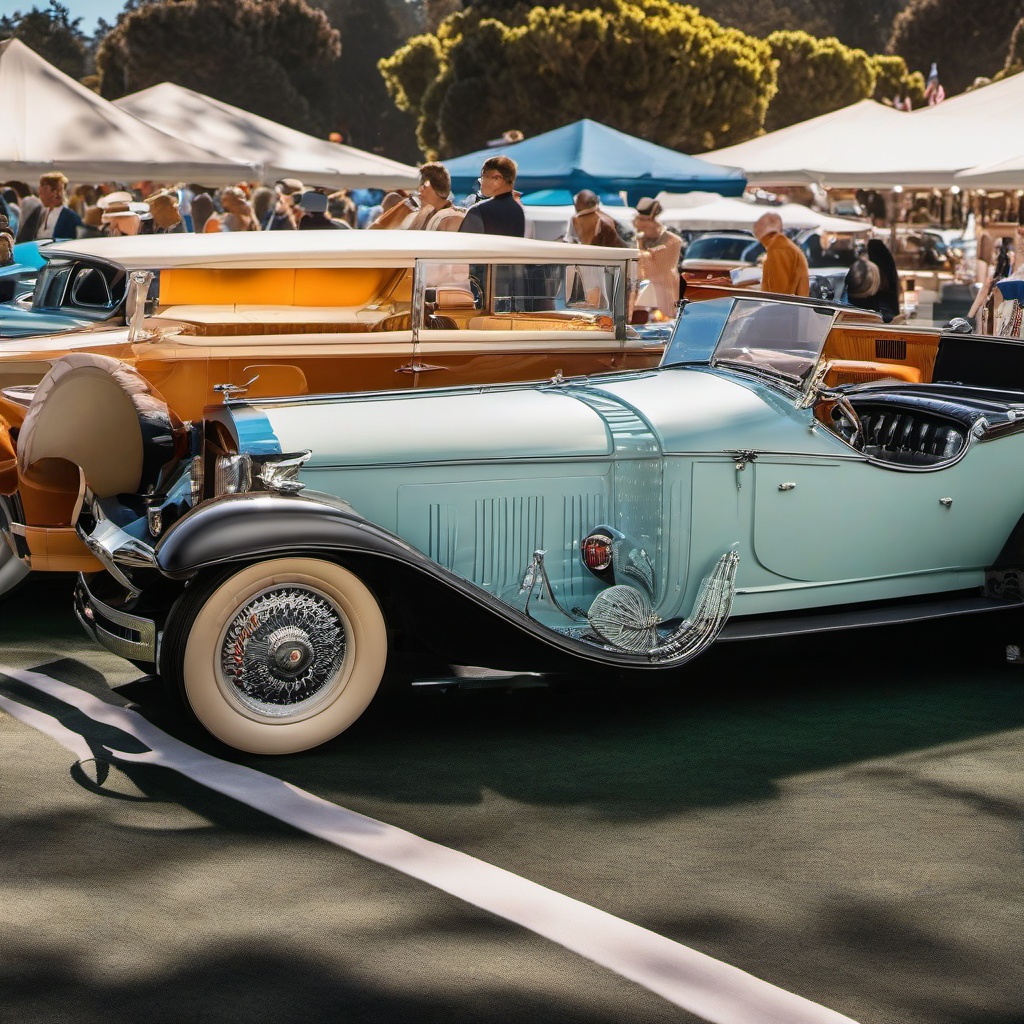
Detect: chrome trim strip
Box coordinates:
(75, 577, 157, 663)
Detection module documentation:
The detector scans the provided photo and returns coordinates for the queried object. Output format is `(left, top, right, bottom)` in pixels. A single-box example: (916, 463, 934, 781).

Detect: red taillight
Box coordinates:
(581, 533, 613, 571)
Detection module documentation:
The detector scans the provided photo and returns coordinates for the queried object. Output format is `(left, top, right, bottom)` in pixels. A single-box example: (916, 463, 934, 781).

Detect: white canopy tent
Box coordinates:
(0, 39, 249, 185)
(654, 194, 872, 233)
(703, 86, 1024, 189)
(955, 153, 1024, 189)
(523, 203, 636, 241)
(116, 82, 420, 191)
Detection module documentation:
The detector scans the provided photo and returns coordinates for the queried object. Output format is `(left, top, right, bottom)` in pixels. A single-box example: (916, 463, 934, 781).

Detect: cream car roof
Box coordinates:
(46, 231, 640, 270)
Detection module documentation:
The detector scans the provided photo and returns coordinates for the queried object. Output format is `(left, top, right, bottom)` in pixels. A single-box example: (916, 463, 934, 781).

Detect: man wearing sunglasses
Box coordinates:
(459, 156, 525, 237)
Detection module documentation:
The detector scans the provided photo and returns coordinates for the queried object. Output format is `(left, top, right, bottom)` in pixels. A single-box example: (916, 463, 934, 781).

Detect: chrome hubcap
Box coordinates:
(220, 586, 347, 718)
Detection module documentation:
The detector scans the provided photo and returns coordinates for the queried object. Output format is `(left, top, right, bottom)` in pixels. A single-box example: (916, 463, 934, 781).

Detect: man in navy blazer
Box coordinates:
(459, 156, 525, 237)
(15, 172, 82, 243)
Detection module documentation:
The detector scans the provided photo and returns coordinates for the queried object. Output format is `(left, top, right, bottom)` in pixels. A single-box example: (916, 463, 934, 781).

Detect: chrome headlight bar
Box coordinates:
(212, 450, 313, 498)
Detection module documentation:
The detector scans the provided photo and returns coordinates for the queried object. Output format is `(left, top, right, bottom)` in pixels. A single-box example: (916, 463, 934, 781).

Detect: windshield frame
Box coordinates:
(661, 294, 839, 392)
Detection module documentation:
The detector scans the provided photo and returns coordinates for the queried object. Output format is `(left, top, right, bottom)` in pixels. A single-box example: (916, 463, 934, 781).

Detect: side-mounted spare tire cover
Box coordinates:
(17, 352, 189, 498)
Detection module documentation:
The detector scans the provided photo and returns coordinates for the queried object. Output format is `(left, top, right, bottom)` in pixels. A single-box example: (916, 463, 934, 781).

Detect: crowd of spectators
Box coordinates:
(0, 153, 779, 321)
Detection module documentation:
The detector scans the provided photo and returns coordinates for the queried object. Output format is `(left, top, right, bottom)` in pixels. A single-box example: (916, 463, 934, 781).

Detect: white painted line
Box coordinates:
(0, 665, 861, 1024)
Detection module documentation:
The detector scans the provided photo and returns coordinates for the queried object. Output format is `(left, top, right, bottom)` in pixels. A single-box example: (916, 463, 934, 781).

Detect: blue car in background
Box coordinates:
(0, 241, 123, 340)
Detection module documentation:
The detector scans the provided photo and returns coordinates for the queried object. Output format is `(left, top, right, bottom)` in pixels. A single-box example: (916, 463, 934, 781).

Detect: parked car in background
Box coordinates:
(679, 230, 763, 283)
(0, 240, 52, 312)
(0, 231, 662, 599)
(891, 226, 975, 274)
(56, 291, 1024, 752)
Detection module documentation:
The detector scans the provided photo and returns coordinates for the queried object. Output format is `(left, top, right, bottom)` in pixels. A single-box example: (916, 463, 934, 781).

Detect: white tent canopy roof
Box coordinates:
(703, 82, 1024, 189)
(0, 38, 250, 185)
(955, 152, 1024, 188)
(116, 82, 420, 190)
(653, 194, 871, 233)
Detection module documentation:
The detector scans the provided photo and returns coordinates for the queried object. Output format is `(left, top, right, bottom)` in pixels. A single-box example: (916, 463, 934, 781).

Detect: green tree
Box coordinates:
(888, 0, 1024, 96)
(0, 2, 88, 78)
(424, 0, 464, 32)
(870, 53, 924, 107)
(95, 0, 340, 136)
(999, 17, 1024, 80)
(380, 1, 775, 159)
(763, 30, 876, 132)
(314, 0, 420, 161)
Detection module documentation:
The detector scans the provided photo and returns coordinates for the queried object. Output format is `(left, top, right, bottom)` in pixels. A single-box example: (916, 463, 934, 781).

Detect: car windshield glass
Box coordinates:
(741, 240, 765, 262)
(660, 297, 734, 365)
(32, 260, 127, 319)
(711, 298, 835, 386)
(684, 236, 754, 261)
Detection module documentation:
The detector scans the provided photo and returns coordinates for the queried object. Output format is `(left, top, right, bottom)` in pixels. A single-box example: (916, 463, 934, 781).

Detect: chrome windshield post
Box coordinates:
(126, 270, 154, 343)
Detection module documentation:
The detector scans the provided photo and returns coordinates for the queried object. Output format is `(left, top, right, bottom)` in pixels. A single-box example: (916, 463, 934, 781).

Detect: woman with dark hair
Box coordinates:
(866, 238, 900, 320)
(190, 192, 216, 233)
(843, 239, 901, 322)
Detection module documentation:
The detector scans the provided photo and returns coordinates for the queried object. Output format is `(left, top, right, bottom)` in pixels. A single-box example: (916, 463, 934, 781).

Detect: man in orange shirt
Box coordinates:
(753, 211, 809, 296)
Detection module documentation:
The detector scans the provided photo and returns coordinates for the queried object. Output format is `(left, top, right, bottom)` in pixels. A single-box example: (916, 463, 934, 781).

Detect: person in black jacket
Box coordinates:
(459, 156, 525, 237)
(843, 239, 901, 322)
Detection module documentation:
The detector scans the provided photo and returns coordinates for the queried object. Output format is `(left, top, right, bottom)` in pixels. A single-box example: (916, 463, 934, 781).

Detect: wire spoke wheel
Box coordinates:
(164, 558, 387, 754)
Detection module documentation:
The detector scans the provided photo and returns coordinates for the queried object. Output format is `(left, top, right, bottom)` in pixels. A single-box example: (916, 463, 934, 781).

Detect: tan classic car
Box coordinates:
(0, 231, 661, 596)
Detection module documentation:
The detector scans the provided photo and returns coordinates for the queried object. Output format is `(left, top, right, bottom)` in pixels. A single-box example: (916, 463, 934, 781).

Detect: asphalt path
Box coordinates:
(1, 575, 1022, 1024)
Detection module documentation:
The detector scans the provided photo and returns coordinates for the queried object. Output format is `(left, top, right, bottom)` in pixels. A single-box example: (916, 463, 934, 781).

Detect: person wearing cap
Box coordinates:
(408, 163, 464, 232)
(145, 189, 188, 234)
(753, 211, 809, 297)
(264, 179, 305, 230)
(15, 172, 82, 244)
(459, 156, 525, 237)
(296, 190, 349, 229)
(633, 198, 682, 319)
(564, 190, 624, 247)
(100, 199, 150, 237)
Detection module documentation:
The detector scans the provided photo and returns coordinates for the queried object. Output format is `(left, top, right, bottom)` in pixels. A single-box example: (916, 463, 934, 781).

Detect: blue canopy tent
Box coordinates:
(446, 120, 746, 204)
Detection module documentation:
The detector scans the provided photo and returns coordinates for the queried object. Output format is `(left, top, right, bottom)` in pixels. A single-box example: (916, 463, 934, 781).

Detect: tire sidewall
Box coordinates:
(180, 558, 387, 754)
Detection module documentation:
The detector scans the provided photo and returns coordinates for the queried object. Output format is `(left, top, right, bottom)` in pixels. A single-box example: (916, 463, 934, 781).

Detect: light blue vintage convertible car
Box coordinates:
(49, 291, 1024, 753)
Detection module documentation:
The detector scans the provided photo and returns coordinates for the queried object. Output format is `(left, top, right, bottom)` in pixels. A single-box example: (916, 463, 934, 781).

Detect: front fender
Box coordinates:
(154, 491, 738, 673)
(155, 491, 424, 578)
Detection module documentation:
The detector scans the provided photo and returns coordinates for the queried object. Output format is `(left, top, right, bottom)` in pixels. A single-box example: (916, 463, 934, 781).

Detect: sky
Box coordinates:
(0, 0, 127, 35)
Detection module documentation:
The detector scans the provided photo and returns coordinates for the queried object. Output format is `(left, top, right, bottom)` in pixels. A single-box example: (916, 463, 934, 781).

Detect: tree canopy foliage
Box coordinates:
(315, 0, 420, 161)
(763, 31, 876, 132)
(888, 0, 1024, 95)
(380, 1, 775, 159)
(651, 0, 908, 55)
(999, 17, 1024, 80)
(96, 0, 340, 135)
(870, 53, 925, 107)
(0, 2, 88, 78)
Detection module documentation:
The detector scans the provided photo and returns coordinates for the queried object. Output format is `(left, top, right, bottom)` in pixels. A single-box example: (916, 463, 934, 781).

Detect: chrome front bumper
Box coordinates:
(74, 574, 158, 665)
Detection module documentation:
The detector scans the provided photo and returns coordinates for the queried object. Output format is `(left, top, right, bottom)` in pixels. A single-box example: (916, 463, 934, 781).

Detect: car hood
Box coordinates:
(0, 305, 96, 341)
(0, 323, 130, 353)
(226, 366, 810, 467)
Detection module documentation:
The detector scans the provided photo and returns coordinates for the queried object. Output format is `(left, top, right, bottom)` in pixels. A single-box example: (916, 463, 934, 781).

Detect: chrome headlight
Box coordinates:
(206, 450, 312, 498)
(214, 453, 253, 495)
(190, 455, 204, 505)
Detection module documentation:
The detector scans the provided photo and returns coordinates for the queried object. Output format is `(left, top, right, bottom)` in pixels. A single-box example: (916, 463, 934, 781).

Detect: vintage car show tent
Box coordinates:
(116, 82, 420, 191)
(0, 39, 248, 184)
(445, 120, 747, 203)
(704, 78, 1024, 189)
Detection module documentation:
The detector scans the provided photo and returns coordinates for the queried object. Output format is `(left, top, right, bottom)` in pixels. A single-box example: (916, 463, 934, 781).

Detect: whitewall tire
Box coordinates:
(167, 558, 387, 754)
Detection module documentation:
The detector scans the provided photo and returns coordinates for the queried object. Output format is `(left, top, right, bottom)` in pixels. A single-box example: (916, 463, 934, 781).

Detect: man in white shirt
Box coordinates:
(15, 172, 82, 243)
